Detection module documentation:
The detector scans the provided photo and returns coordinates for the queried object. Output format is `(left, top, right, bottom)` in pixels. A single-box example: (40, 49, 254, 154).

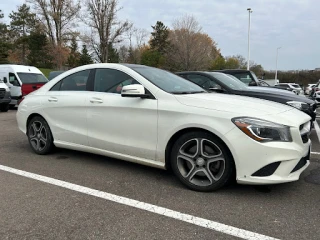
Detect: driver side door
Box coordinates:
(87, 68, 158, 161)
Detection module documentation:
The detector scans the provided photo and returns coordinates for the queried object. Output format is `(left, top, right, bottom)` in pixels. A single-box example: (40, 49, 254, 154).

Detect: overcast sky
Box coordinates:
(1, 0, 319, 70)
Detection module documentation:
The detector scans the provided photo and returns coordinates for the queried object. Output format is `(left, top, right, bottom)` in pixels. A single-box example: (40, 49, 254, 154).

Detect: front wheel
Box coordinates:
(171, 131, 235, 192)
(0, 103, 9, 112)
(27, 116, 54, 155)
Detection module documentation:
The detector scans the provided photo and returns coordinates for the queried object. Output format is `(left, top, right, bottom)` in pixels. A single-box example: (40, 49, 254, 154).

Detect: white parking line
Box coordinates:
(314, 121, 320, 143)
(0, 164, 278, 240)
(311, 152, 320, 155)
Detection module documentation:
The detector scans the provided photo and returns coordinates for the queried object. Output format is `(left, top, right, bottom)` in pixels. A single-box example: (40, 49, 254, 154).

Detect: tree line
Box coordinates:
(0, 0, 318, 86)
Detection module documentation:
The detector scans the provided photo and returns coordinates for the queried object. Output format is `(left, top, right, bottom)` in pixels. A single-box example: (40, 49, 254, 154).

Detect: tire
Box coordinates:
(27, 116, 54, 155)
(171, 131, 235, 192)
(0, 103, 9, 112)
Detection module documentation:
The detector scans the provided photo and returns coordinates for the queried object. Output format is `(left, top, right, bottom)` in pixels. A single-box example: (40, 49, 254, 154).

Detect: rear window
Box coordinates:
(17, 72, 48, 83)
(291, 84, 300, 88)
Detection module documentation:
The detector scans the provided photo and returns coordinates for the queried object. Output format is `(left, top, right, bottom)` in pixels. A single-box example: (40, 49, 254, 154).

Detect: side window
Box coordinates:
(94, 68, 139, 94)
(59, 70, 90, 91)
(50, 81, 62, 91)
(186, 75, 218, 90)
(9, 73, 20, 86)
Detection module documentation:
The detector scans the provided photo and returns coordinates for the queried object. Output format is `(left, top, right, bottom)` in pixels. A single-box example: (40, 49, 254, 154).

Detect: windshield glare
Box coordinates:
(208, 73, 248, 90)
(17, 72, 48, 83)
(131, 67, 205, 94)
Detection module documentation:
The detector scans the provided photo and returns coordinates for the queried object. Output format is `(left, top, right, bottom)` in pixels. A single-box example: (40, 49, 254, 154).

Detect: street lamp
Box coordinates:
(247, 8, 253, 70)
(275, 47, 281, 80)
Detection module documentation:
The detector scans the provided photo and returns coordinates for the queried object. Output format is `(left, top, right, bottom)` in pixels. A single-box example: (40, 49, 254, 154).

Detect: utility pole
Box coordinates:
(247, 8, 253, 70)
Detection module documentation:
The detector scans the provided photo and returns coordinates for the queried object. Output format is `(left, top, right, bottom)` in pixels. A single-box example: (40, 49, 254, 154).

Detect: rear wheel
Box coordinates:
(0, 103, 9, 112)
(171, 131, 235, 192)
(27, 116, 54, 155)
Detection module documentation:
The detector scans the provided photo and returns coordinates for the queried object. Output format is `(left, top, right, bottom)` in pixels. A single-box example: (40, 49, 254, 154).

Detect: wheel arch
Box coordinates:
(26, 113, 49, 134)
(165, 127, 236, 174)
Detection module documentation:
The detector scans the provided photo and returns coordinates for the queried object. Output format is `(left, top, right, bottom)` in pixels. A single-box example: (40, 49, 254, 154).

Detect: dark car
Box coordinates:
(210, 69, 260, 86)
(48, 71, 65, 80)
(176, 71, 317, 121)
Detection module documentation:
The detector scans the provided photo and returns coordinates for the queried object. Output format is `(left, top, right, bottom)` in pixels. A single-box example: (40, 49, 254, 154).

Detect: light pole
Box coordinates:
(275, 47, 281, 80)
(247, 8, 253, 70)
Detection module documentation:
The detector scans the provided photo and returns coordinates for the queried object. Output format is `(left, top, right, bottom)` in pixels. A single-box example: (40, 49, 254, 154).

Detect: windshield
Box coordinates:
(17, 72, 48, 84)
(291, 84, 301, 88)
(228, 72, 254, 85)
(208, 73, 249, 90)
(130, 66, 205, 94)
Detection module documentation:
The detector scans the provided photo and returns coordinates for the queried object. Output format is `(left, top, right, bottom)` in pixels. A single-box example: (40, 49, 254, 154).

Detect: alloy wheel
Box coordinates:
(28, 121, 48, 152)
(177, 138, 225, 187)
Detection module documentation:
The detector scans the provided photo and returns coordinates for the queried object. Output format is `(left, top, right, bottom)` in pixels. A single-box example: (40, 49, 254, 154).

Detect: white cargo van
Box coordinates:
(0, 65, 48, 107)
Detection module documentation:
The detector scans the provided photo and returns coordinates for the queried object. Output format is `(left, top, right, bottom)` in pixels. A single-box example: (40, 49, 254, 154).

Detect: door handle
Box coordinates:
(90, 98, 103, 103)
(32, 85, 37, 89)
(48, 97, 58, 102)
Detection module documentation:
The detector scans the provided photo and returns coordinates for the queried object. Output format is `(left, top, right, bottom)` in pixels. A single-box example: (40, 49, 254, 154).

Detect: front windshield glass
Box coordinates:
(17, 72, 48, 83)
(130, 66, 205, 94)
(208, 73, 248, 90)
(228, 72, 253, 85)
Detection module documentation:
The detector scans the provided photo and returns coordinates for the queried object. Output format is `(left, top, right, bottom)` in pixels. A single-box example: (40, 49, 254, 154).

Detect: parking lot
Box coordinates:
(0, 110, 319, 240)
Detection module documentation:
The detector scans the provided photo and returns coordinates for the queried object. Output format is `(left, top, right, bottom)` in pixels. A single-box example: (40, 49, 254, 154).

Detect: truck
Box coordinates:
(0, 65, 48, 108)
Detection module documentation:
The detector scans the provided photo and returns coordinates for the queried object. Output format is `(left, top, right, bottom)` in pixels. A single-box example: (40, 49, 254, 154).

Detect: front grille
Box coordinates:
(291, 154, 309, 173)
(252, 162, 281, 177)
(0, 88, 5, 99)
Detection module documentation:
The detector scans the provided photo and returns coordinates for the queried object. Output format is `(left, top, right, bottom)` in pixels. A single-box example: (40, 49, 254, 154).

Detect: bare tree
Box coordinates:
(167, 15, 220, 71)
(28, 0, 81, 46)
(85, 0, 132, 62)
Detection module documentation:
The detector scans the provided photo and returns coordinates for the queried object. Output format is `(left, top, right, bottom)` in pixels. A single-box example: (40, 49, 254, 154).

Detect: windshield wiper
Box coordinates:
(171, 91, 206, 94)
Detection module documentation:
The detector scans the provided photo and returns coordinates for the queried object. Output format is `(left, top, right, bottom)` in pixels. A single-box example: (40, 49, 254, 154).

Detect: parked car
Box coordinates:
(211, 69, 260, 86)
(0, 78, 11, 112)
(305, 84, 316, 95)
(274, 83, 303, 95)
(0, 65, 48, 107)
(176, 71, 317, 121)
(48, 71, 65, 80)
(17, 63, 311, 192)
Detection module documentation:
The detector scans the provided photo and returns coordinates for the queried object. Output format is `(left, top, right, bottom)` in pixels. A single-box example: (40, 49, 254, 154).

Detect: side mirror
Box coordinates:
(3, 77, 7, 83)
(248, 80, 257, 86)
(121, 84, 150, 98)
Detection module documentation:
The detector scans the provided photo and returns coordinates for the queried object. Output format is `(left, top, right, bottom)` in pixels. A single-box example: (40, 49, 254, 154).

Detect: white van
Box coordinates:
(0, 65, 48, 107)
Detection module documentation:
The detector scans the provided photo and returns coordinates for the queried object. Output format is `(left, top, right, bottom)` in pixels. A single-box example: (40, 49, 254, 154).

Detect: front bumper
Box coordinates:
(225, 121, 311, 185)
(0, 91, 11, 104)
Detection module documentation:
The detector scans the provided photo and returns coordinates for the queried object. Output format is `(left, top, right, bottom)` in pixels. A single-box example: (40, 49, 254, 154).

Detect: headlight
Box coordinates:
(5, 88, 10, 92)
(232, 117, 292, 142)
(286, 101, 309, 110)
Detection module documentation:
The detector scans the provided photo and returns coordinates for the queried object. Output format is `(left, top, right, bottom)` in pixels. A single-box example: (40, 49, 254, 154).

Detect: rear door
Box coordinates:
(42, 69, 93, 146)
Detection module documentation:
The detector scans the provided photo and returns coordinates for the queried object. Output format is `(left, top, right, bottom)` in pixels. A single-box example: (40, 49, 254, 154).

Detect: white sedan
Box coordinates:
(17, 64, 311, 191)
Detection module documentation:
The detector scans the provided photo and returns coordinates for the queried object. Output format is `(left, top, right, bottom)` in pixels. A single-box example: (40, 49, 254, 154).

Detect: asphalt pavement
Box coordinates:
(0, 110, 319, 240)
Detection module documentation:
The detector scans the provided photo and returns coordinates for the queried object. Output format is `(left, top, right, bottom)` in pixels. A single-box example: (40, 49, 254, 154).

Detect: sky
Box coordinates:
(1, 0, 320, 71)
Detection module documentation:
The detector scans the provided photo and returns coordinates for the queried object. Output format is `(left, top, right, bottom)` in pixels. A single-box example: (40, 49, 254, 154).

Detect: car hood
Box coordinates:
(174, 93, 293, 116)
(249, 86, 295, 94)
(244, 87, 315, 104)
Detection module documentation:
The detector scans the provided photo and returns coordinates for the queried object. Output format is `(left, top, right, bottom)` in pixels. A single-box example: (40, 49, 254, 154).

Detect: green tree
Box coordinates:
(78, 45, 93, 66)
(150, 21, 170, 54)
(225, 57, 240, 69)
(67, 36, 80, 68)
(9, 4, 36, 64)
(140, 49, 164, 67)
(27, 31, 52, 68)
(0, 10, 11, 64)
(211, 56, 226, 70)
(107, 43, 119, 63)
